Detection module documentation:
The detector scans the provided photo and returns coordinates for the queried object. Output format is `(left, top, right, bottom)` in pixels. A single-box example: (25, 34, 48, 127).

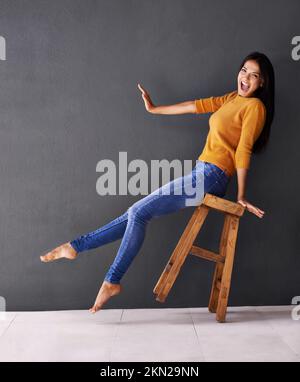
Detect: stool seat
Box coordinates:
(153, 193, 246, 323)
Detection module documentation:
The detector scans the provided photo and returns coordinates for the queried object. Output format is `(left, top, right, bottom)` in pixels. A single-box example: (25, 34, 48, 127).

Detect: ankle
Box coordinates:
(104, 280, 120, 287)
(103, 281, 122, 293)
(67, 242, 77, 254)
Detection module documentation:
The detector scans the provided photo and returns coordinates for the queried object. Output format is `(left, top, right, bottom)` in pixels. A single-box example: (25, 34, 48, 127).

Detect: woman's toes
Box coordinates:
(89, 305, 98, 314)
(40, 253, 53, 262)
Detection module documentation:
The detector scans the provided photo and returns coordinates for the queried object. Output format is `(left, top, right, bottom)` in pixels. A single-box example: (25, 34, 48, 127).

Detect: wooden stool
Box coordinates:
(153, 193, 246, 323)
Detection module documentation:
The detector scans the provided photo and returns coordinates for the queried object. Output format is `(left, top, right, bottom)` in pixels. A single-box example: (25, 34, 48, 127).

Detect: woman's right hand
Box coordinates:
(138, 83, 155, 113)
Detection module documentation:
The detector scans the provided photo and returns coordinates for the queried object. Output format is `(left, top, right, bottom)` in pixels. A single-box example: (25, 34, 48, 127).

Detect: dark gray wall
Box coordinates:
(0, 0, 299, 311)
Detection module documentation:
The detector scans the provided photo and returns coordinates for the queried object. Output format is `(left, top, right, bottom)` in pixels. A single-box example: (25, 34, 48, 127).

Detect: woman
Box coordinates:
(40, 51, 275, 314)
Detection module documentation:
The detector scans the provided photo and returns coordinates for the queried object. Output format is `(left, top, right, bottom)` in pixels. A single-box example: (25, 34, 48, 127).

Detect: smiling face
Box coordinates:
(237, 59, 264, 97)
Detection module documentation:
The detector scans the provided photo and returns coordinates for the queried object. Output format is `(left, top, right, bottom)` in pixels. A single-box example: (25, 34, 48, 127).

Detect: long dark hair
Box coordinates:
(238, 51, 275, 154)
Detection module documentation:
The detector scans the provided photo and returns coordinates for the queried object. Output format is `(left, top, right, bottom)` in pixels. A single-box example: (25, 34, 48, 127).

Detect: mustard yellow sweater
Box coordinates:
(195, 90, 266, 177)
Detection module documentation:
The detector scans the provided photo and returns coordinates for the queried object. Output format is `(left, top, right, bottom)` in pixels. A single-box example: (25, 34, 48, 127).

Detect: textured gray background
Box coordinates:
(0, 0, 299, 311)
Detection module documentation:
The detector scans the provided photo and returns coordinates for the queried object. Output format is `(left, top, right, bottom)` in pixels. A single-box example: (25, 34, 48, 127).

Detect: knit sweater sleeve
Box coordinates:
(235, 100, 266, 170)
(194, 90, 237, 113)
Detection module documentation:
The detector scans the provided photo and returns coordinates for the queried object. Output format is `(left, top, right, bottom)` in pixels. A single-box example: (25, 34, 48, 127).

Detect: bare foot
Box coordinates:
(40, 242, 78, 263)
(89, 281, 122, 313)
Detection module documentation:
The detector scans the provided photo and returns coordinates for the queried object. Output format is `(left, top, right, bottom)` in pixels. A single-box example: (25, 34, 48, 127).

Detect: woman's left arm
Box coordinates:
(236, 168, 265, 219)
(235, 101, 267, 219)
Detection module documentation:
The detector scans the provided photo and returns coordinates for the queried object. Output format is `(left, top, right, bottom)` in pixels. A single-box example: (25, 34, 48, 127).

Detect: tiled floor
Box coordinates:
(0, 306, 299, 362)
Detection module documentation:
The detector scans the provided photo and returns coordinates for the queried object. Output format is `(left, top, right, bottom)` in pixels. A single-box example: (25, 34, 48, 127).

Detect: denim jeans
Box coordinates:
(70, 160, 231, 284)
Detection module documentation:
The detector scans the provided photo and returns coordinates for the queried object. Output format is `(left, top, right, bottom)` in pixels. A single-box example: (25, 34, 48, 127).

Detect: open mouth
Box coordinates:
(241, 81, 250, 92)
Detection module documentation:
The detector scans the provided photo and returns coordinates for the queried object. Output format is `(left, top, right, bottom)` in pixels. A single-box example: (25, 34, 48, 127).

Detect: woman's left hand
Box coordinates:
(237, 198, 265, 219)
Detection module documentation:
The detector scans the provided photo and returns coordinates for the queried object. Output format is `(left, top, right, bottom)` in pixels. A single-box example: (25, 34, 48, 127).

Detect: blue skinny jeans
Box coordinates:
(70, 160, 231, 284)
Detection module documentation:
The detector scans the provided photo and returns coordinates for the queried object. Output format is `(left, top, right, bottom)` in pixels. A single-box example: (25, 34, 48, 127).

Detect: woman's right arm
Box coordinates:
(138, 83, 197, 115)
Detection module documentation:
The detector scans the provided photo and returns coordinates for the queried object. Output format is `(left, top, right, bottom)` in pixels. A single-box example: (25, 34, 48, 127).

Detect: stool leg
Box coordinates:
(154, 205, 209, 302)
(216, 215, 240, 323)
(153, 206, 203, 296)
(208, 263, 224, 313)
(208, 214, 231, 313)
